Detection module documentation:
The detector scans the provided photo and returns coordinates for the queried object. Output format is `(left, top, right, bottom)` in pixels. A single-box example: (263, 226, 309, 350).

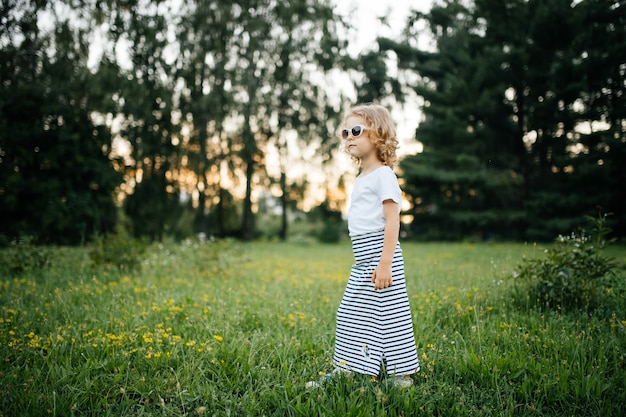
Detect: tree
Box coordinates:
(479, 0, 626, 239)
(93, 0, 181, 241)
(174, 0, 349, 241)
(256, 0, 348, 240)
(0, 0, 121, 245)
(571, 0, 626, 237)
(382, 0, 524, 240)
(382, 0, 625, 240)
(174, 0, 238, 238)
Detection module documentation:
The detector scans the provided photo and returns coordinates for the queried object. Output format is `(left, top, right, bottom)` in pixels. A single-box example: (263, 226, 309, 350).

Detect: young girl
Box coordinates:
(308, 104, 420, 388)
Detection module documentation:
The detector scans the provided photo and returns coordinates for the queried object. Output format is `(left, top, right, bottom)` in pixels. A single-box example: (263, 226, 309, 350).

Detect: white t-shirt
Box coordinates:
(348, 166, 402, 237)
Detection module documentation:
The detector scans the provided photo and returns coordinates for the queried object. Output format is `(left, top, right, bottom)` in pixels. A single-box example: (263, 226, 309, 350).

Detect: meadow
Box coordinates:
(0, 239, 625, 416)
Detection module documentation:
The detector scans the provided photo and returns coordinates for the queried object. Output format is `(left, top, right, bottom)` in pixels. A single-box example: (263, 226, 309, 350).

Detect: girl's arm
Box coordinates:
(372, 199, 400, 290)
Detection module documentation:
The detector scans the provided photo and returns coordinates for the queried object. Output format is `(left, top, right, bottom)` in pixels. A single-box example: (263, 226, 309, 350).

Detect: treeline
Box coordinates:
(0, 0, 352, 244)
(1, 0, 624, 245)
(386, 0, 626, 241)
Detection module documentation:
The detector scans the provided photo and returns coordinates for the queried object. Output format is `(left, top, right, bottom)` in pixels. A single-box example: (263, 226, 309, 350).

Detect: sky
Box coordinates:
(333, 0, 434, 54)
(332, 0, 434, 153)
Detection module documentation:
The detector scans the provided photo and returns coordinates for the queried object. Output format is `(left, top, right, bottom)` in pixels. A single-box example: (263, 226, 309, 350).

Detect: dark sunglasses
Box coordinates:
(341, 125, 368, 139)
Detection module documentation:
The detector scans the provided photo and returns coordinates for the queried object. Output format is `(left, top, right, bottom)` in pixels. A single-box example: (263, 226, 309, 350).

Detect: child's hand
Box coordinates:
(372, 262, 393, 290)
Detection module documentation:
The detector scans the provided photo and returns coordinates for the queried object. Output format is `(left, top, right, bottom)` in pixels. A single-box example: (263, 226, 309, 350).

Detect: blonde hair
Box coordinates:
(341, 103, 399, 168)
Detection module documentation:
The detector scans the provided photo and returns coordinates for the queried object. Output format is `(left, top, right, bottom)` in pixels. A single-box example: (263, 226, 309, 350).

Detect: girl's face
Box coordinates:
(343, 115, 376, 161)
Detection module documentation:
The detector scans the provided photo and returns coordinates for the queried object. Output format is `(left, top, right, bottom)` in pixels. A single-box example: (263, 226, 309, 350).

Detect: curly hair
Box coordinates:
(341, 103, 399, 169)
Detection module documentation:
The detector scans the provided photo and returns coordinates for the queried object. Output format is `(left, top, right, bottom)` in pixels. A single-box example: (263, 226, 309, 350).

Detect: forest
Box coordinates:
(1, 0, 625, 244)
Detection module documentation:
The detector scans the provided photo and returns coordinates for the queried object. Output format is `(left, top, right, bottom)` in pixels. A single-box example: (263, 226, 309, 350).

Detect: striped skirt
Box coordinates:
(333, 230, 420, 376)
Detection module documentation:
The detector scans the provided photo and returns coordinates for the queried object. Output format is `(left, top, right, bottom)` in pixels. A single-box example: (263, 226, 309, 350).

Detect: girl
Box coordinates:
(308, 104, 420, 388)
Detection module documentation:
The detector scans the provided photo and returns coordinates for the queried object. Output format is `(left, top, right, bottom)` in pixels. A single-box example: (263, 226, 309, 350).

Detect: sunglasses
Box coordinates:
(341, 125, 368, 139)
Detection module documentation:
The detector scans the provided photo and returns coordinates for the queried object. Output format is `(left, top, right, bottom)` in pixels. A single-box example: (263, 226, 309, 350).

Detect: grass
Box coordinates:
(0, 239, 625, 416)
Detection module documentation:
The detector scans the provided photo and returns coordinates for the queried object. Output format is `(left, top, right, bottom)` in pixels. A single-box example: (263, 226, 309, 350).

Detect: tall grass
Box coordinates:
(0, 240, 624, 416)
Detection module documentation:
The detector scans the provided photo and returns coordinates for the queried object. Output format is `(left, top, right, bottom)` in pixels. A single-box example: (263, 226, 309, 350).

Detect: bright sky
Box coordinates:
(333, 0, 433, 54)
(332, 0, 434, 153)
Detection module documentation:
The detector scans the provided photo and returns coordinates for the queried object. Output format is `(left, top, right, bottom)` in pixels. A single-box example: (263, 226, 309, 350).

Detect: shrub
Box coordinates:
(310, 201, 344, 243)
(89, 231, 147, 272)
(513, 213, 620, 313)
(0, 236, 51, 275)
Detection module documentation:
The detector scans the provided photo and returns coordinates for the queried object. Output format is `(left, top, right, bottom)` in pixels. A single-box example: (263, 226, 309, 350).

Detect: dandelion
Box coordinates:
(213, 335, 223, 342)
(107, 334, 121, 342)
(26, 332, 42, 349)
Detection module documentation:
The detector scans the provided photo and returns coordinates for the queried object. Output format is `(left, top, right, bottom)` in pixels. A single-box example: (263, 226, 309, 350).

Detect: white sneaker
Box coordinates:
(305, 368, 350, 389)
(305, 373, 333, 389)
(391, 375, 413, 388)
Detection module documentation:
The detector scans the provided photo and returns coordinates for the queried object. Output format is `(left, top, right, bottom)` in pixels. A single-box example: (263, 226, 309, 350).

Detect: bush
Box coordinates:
(513, 213, 620, 313)
(309, 201, 344, 243)
(89, 231, 147, 272)
(0, 236, 51, 275)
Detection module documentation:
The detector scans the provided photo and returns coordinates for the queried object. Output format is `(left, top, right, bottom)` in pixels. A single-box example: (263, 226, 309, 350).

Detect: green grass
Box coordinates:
(1, 240, 625, 416)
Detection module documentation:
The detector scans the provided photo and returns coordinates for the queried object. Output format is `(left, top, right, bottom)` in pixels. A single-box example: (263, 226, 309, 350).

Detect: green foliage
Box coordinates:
(0, 1, 121, 245)
(3, 0, 625, 245)
(310, 201, 344, 243)
(88, 232, 147, 273)
(317, 218, 343, 244)
(0, 237, 51, 276)
(124, 179, 182, 241)
(513, 214, 621, 312)
(387, 0, 626, 241)
(1, 0, 349, 245)
(172, 0, 347, 241)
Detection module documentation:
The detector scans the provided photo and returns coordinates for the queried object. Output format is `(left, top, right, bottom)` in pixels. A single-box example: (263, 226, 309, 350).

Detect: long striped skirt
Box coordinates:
(333, 230, 420, 376)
